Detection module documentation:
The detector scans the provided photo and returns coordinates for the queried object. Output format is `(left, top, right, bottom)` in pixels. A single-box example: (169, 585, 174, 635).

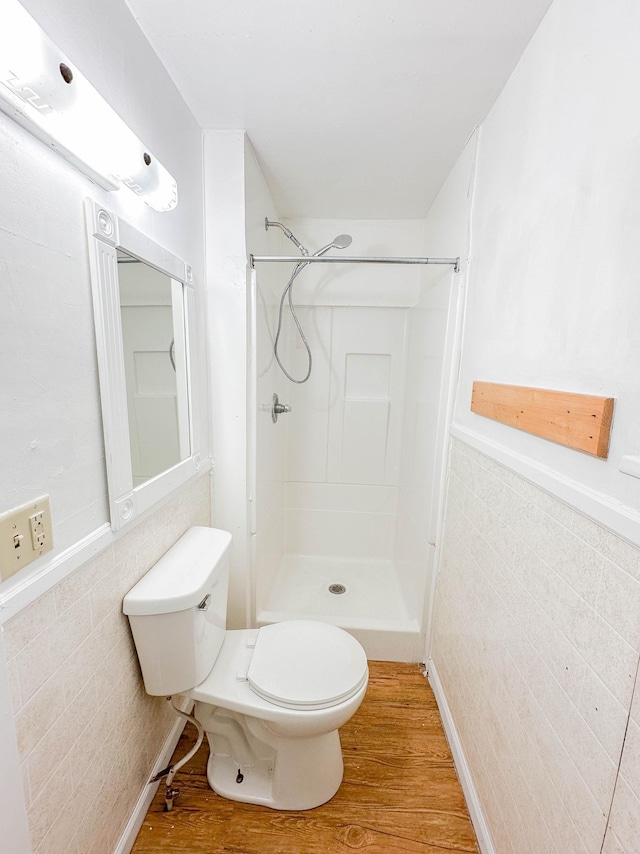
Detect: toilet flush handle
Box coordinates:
(198, 594, 211, 611)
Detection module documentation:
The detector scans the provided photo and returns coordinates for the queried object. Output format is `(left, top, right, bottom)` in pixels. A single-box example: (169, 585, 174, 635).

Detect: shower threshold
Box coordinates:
(257, 554, 424, 662)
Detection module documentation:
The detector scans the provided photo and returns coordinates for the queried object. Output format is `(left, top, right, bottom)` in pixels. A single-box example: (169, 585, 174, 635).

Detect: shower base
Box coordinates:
(256, 554, 424, 662)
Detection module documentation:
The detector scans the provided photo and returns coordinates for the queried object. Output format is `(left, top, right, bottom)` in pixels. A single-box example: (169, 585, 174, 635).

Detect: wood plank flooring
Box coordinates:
(132, 662, 479, 853)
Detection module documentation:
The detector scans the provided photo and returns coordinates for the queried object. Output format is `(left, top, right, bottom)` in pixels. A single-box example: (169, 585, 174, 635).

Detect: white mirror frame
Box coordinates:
(85, 199, 202, 531)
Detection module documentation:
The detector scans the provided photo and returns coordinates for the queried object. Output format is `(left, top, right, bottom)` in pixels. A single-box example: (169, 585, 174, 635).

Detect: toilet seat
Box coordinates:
(247, 621, 368, 711)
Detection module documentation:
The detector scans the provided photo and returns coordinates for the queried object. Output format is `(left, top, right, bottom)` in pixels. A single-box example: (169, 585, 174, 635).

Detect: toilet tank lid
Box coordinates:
(122, 527, 232, 616)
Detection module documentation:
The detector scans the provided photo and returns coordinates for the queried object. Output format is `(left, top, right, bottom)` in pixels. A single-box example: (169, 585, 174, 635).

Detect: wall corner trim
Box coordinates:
(427, 658, 496, 854)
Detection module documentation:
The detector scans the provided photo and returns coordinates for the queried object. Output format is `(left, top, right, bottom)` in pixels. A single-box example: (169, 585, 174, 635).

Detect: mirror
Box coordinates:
(117, 250, 190, 486)
(85, 200, 201, 530)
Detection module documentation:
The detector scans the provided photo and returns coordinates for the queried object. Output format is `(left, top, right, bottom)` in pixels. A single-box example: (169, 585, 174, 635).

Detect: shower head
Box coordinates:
(264, 218, 353, 258)
(313, 234, 353, 257)
(332, 234, 352, 250)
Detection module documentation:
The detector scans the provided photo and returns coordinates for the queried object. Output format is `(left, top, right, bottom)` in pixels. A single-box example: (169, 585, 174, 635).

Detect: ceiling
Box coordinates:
(124, 0, 553, 219)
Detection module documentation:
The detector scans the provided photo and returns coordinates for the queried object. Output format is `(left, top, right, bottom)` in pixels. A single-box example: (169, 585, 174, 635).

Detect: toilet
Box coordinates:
(123, 526, 369, 810)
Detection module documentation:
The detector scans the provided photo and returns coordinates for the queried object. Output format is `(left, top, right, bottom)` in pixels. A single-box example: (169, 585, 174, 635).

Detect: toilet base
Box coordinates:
(204, 721, 344, 810)
(207, 752, 276, 806)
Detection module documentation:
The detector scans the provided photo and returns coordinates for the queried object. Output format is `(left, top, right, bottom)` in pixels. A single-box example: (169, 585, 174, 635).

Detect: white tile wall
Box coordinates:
(283, 306, 407, 487)
(432, 438, 640, 854)
(326, 307, 406, 486)
(285, 507, 395, 560)
(281, 482, 397, 562)
(253, 484, 284, 615)
(2, 474, 211, 854)
(283, 306, 333, 484)
(285, 482, 398, 514)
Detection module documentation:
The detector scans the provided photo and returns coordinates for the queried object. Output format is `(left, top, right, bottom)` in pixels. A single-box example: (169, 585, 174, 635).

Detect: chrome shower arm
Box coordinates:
(264, 218, 309, 256)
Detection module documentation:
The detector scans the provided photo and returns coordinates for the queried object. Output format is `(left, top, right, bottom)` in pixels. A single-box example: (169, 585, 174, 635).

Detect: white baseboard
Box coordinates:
(427, 658, 496, 854)
(113, 697, 194, 854)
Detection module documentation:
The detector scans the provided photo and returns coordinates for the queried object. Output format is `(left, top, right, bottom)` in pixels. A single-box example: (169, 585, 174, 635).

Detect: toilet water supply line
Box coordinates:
(149, 697, 204, 811)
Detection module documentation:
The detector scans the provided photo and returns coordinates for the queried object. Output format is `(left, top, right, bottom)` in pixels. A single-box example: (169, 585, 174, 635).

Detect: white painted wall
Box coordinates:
(245, 148, 284, 535)
(245, 146, 286, 619)
(0, 0, 206, 555)
(204, 130, 250, 628)
(453, 0, 640, 534)
(428, 1, 640, 852)
(205, 132, 291, 627)
(0, 2, 207, 850)
(394, 134, 476, 644)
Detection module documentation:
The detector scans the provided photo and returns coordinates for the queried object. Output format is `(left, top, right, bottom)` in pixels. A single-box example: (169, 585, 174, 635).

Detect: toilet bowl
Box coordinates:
(123, 527, 369, 810)
(192, 622, 368, 808)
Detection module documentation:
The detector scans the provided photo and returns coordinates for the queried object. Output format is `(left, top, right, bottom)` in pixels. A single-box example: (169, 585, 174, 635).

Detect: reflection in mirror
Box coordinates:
(116, 251, 190, 486)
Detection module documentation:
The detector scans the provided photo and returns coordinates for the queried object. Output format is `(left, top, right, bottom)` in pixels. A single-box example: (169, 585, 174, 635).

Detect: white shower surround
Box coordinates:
(250, 214, 459, 659)
(207, 133, 472, 656)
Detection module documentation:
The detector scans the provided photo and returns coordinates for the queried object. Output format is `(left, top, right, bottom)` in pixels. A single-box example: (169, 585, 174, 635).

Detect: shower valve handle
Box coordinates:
(272, 393, 292, 423)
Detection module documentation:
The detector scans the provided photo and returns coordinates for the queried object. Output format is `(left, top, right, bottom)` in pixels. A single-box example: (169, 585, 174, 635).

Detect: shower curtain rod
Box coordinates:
(250, 254, 460, 273)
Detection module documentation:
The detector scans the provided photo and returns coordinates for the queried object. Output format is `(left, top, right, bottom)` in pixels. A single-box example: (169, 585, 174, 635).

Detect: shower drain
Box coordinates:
(328, 583, 346, 595)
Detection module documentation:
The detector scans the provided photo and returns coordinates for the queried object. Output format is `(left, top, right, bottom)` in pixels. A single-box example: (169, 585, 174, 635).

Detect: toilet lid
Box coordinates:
(247, 621, 368, 710)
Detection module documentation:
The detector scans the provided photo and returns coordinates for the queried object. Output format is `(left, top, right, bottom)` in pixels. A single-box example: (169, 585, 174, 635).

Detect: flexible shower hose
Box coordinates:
(273, 259, 313, 384)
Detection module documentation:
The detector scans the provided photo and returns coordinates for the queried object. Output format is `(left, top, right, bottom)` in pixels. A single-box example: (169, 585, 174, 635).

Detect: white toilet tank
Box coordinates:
(123, 527, 232, 696)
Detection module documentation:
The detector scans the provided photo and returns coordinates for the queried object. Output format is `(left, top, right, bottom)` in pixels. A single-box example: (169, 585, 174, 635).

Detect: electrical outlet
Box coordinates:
(30, 511, 47, 548)
(0, 496, 53, 581)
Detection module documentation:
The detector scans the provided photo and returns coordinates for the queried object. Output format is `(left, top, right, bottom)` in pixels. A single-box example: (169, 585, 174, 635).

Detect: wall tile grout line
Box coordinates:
(4, 475, 212, 854)
(432, 437, 640, 851)
(598, 650, 640, 854)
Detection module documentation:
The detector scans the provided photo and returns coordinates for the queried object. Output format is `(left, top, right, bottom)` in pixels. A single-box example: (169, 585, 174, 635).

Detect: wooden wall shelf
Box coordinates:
(471, 382, 614, 458)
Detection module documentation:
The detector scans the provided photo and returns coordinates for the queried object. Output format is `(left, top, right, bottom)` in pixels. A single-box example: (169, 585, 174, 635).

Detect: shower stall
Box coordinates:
(249, 217, 460, 661)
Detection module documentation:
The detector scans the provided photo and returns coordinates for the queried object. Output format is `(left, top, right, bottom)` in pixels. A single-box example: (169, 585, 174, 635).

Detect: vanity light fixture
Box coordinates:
(0, 0, 178, 212)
